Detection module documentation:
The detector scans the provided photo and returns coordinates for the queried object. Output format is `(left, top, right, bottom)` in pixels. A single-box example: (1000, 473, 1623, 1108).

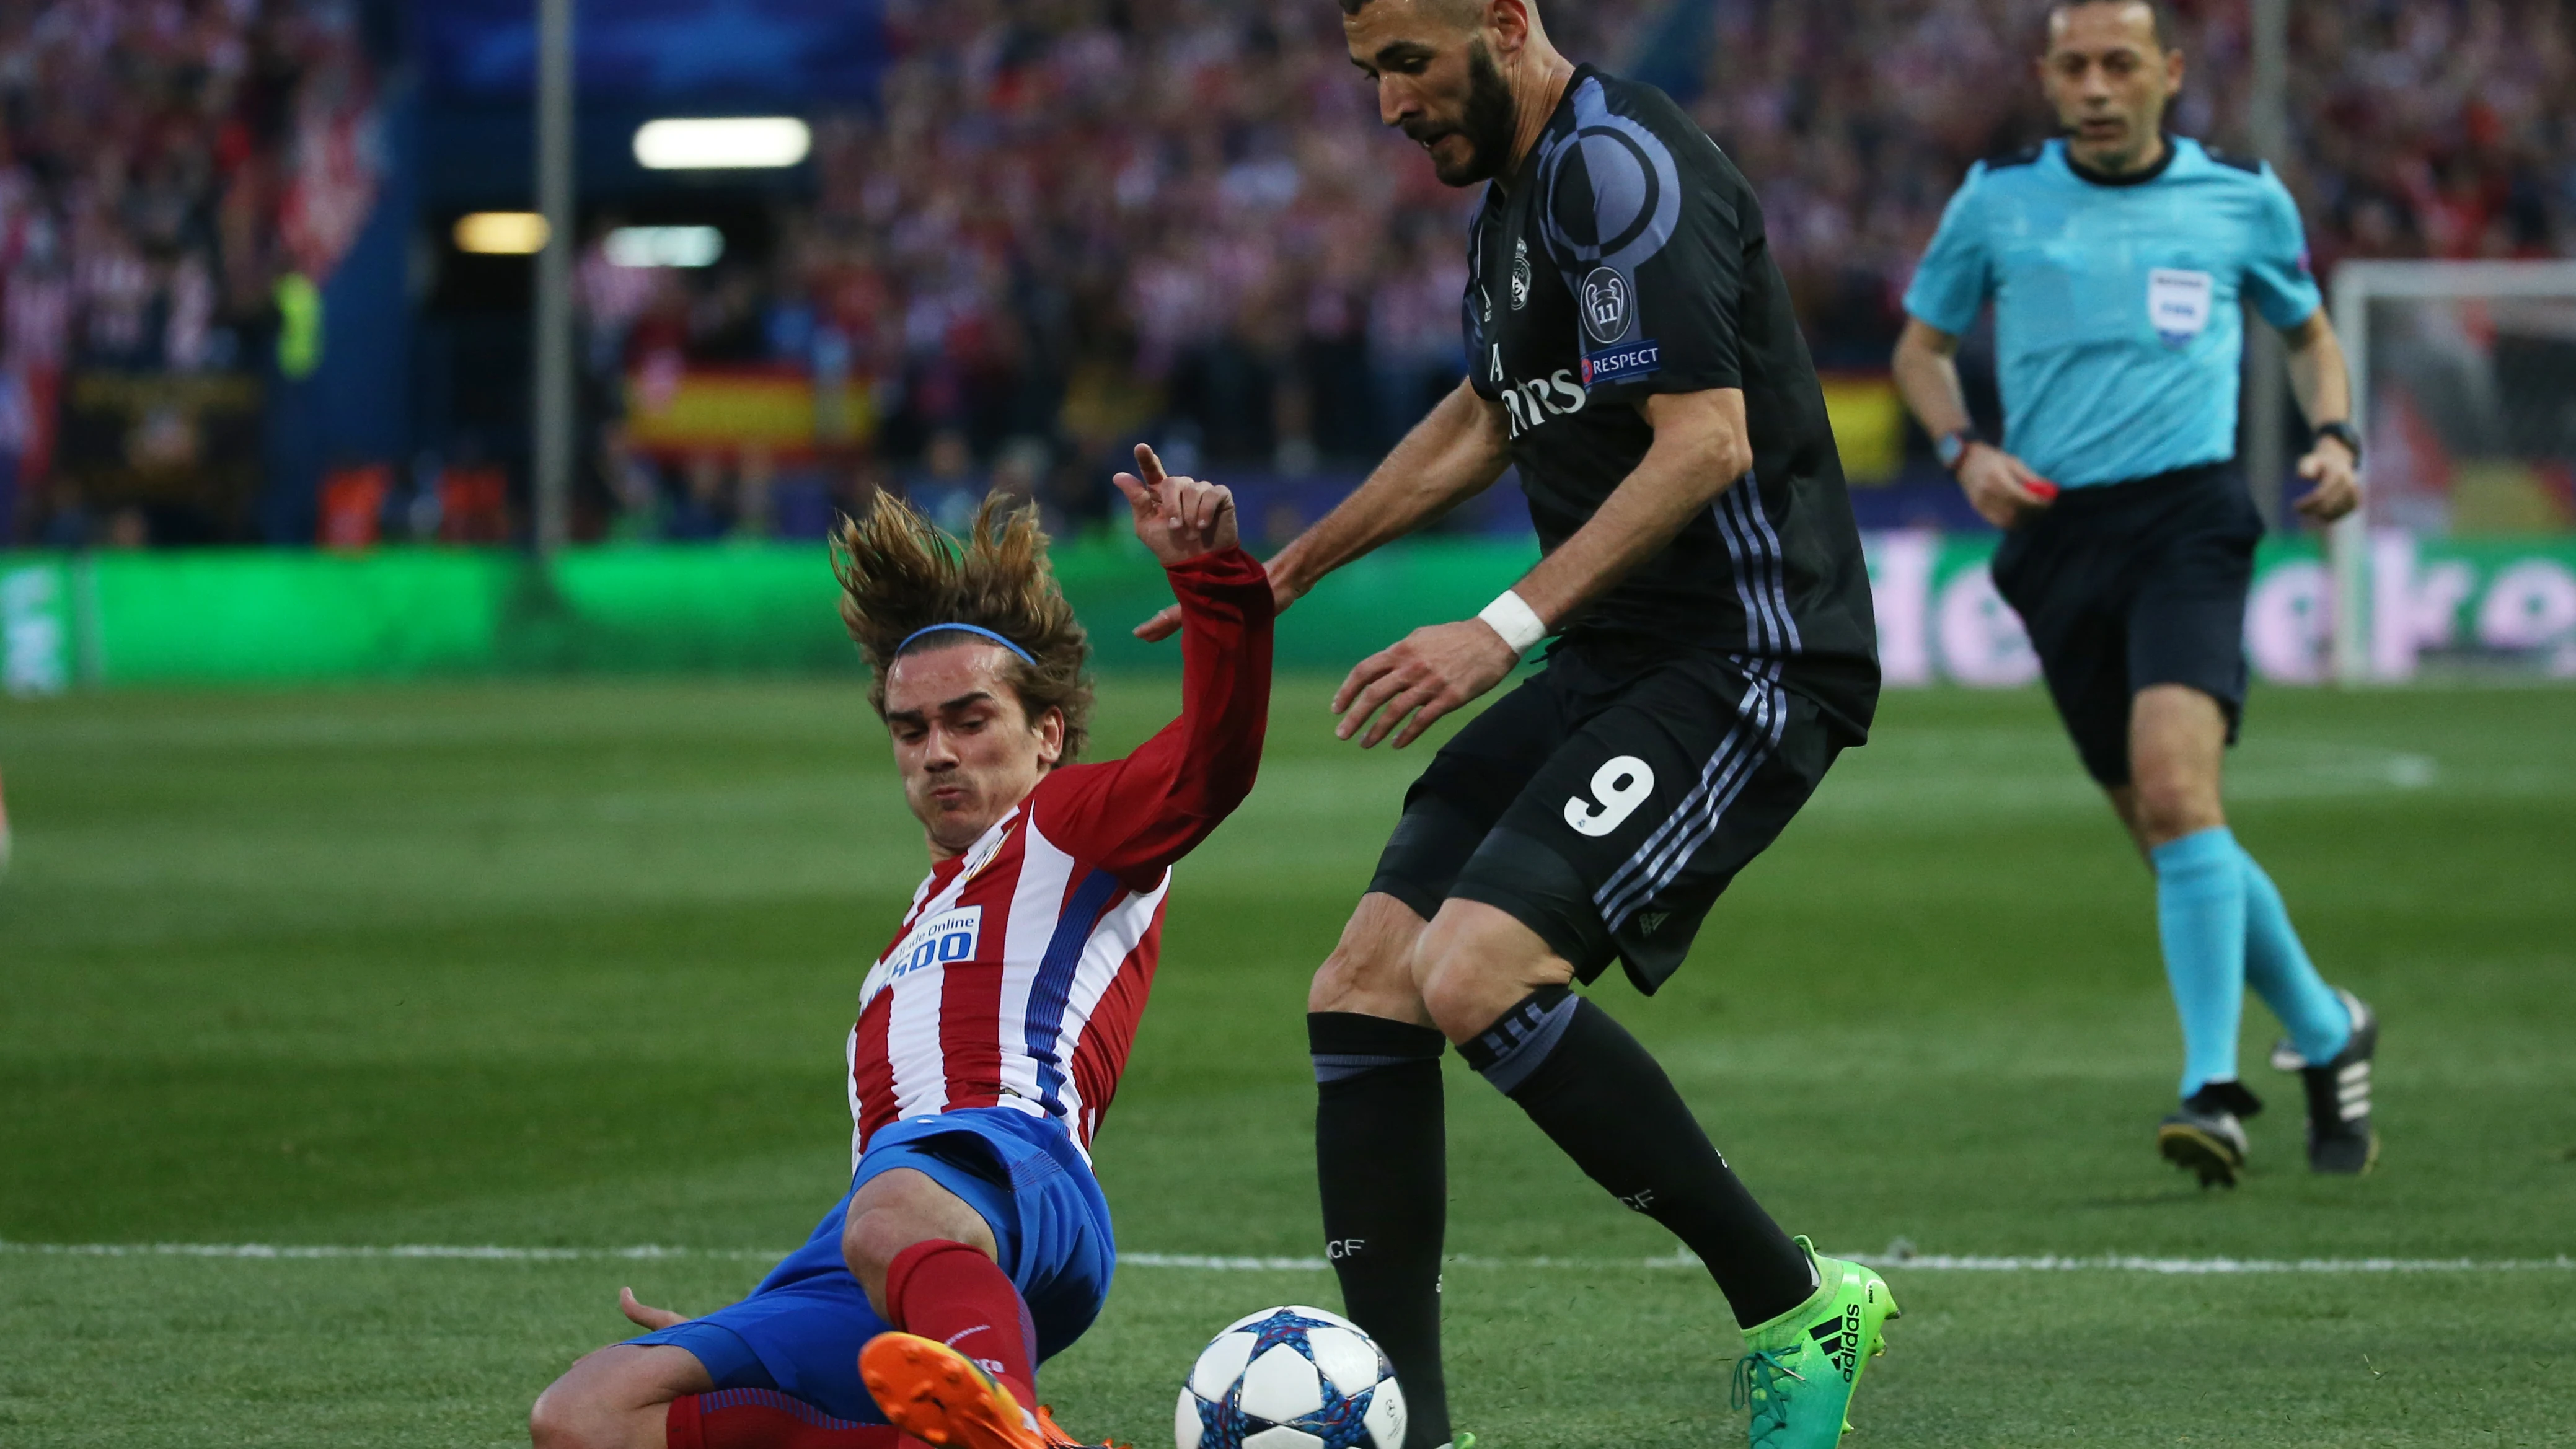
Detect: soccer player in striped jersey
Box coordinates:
(531, 449, 1271, 1449)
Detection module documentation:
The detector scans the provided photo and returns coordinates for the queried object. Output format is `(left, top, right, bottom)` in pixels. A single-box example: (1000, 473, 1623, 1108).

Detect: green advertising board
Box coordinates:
(1, 532, 2570, 692)
(1, 556, 77, 697)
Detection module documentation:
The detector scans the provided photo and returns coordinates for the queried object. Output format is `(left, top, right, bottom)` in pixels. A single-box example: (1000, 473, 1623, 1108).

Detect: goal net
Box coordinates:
(2331, 260, 2576, 683)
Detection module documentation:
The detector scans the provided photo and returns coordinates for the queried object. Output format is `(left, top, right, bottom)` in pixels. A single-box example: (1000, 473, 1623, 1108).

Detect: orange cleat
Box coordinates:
(860, 1332, 1043, 1449)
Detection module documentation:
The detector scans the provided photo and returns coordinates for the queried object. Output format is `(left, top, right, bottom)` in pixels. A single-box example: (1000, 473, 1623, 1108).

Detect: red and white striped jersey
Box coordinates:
(847, 548, 1274, 1166)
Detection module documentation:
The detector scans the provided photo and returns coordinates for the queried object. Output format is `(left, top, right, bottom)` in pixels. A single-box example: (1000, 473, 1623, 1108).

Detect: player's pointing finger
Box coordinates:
(1133, 443, 1168, 488)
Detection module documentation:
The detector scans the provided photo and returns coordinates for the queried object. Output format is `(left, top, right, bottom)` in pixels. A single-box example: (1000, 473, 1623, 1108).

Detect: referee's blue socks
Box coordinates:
(1458, 987, 1815, 1328)
(2238, 846, 2354, 1064)
(2151, 826, 2249, 1097)
(2153, 826, 2354, 1096)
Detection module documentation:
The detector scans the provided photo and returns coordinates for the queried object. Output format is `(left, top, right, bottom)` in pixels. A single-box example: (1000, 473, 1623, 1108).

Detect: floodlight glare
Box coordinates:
(605, 226, 726, 268)
(454, 211, 551, 255)
(633, 117, 812, 170)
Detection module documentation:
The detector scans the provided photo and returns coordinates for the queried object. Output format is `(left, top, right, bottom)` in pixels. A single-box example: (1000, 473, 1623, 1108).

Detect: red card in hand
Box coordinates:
(2025, 478, 2061, 502)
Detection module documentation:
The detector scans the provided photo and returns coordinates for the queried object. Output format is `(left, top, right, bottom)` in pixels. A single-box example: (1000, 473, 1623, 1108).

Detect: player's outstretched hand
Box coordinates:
(1333, 619, 1518, 749)
(1114, 443, 1238, 569)
(619, 1287, 690, 1331)
(1956, 443, 2057, 529)
(2292, 434, 2361, 525)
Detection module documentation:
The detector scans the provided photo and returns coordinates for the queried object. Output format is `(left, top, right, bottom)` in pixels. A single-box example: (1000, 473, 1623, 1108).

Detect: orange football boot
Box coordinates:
(860, 1332, 1043, 1449)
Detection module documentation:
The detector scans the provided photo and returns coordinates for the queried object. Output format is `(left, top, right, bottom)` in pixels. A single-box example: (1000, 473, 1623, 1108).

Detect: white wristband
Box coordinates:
(1477, 589, 1548, 654)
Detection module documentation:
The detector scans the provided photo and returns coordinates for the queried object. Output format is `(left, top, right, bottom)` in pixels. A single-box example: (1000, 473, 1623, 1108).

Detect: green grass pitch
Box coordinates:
(3, 675, 2572, 1447)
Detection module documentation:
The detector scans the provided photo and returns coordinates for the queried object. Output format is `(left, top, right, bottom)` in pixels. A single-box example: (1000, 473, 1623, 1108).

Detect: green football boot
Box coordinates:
(1730, 1239, 1899, 1449)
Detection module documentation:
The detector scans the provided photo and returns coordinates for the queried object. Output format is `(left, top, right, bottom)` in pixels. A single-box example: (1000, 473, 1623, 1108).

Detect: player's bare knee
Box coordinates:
(839, 1205, 909, 1300)
(2127, 765, 2221, 846)
(527, 1381, 603, 1449)
(1308, 893, 1431, 1019)
(1413, 903, 1569, 1043)
(1413, 955, 1487, 1043)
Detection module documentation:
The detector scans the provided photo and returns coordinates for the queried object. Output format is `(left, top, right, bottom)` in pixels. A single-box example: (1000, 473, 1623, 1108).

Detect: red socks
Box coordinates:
(660, 1241, 1032, 1448)
(667, 1388, 906, 1448)
(882, 1239, 1040, 1413)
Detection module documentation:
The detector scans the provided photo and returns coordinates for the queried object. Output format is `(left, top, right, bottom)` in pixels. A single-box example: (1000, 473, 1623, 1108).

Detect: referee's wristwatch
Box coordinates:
(2311, 420, 2363, 465)
(1936, 428, 1981, 474)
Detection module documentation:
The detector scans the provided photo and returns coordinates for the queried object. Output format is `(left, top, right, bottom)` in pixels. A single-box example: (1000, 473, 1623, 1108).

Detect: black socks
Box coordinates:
(1311, 984, 1812, 1435)
(1310, 1012, 1450, 1449)
(1458, 987, 1816, 1328)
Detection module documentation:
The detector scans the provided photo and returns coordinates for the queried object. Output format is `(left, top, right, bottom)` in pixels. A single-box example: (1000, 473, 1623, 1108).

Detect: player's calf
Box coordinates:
(1310, 892, 1454, 1449)
(1422, 902, 1815, 1330)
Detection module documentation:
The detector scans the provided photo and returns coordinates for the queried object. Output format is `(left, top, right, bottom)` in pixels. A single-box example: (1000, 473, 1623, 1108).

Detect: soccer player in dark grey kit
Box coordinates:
(1892, 0, 2377, 1189)
(1137, 1, 1893, 1443)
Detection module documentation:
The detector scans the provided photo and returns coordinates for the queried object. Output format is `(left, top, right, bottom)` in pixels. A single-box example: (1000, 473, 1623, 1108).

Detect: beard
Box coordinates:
(1408, 38, 1519, 187)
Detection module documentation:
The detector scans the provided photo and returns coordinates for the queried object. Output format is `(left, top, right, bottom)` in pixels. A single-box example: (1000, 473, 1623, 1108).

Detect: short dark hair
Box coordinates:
(1340, 0, 1486, 22)
(2047, 0, 2175, 51)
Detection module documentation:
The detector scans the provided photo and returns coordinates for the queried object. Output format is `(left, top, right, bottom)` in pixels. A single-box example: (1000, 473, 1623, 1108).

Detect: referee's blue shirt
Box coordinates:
(1903, 136, 2323, 488)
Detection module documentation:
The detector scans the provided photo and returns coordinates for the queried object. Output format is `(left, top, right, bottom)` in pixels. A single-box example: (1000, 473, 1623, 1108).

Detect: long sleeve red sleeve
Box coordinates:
(1030, 545, 1274, 885)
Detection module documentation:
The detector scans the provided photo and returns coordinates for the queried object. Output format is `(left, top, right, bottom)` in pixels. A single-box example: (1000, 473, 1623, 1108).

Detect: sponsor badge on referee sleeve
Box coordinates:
(2148, 268, 2214, 348)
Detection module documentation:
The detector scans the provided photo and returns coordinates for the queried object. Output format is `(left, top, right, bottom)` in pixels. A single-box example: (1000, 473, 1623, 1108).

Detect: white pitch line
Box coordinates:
(0, 1241, 780, 1262)
(4, 1241, 2569, 1274)
(1126, 1251, 2576, 1275)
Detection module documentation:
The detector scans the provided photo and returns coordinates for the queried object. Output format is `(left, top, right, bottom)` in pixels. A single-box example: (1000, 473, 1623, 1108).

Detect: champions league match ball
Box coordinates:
(1176, 1306, 1406, 1449)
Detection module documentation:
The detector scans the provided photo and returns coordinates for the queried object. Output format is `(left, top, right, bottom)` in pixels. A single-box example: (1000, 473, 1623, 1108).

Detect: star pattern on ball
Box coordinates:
(1243, 1310, 1344, 1358)
(1193, 1311, 1389, 1449)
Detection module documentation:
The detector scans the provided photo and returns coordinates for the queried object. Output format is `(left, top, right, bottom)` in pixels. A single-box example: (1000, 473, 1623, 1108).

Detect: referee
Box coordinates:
(1143, 0, 1894, 1442)
(1892, 0, 2377, 1187)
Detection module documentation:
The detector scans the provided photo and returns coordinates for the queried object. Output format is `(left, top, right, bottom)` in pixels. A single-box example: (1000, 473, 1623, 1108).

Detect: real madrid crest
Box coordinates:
(1510, 238, 1532, 310)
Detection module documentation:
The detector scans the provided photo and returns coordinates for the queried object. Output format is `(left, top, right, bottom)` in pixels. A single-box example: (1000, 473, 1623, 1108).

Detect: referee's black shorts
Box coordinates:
(1365, 639, 1843, 995)
(1989, 458, 2262, 788)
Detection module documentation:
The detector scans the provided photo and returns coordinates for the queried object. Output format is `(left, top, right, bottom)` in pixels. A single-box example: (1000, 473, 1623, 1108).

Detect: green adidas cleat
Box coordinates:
(1731, 1240, 1899, 1449)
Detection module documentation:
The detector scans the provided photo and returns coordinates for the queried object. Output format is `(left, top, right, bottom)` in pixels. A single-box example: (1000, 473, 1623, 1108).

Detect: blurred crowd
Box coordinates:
(2, 0, 2570, 549)
(0, 0, 381, 547)
(1705, 0, 2575, 364)
(585, 0, 2576, 546)
(583, 0, 1670, 544)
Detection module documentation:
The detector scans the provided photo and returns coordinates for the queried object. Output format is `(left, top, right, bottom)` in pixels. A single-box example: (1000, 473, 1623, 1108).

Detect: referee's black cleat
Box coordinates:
(2271, 989, 2380, 1175)
(2157, 1080, 2262, 1187)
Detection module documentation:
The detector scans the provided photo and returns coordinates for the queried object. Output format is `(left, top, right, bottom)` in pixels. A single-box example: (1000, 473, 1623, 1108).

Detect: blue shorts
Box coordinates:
(626, 1107, 1116, 1424)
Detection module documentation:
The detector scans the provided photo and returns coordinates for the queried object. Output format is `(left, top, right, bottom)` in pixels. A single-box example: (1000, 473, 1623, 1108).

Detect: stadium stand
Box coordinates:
(3, 0, 2569, 546)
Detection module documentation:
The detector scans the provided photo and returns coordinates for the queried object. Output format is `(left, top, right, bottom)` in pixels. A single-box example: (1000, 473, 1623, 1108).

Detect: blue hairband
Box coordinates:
(896, 623, 1036, 666)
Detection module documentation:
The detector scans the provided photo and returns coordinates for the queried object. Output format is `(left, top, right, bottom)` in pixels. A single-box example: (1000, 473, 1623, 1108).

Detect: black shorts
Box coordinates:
(1990, 458, 2262, 788)
(1366, 641, 1843, 995)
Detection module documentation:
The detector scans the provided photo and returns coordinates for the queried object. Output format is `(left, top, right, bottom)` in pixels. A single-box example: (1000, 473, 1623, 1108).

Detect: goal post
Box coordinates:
(2328, 259, 2576, 684)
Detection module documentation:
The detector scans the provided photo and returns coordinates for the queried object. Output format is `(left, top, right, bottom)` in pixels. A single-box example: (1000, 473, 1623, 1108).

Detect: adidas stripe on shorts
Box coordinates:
(1366, 636, 1846, 995)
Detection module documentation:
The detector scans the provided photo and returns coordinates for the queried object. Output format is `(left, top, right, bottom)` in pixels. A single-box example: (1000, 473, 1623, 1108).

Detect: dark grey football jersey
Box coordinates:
(1465, 65, 1879, 738)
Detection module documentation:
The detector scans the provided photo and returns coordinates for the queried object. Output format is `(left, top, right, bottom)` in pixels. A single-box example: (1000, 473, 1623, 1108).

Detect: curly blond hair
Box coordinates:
(832, 491, 1095, 761)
